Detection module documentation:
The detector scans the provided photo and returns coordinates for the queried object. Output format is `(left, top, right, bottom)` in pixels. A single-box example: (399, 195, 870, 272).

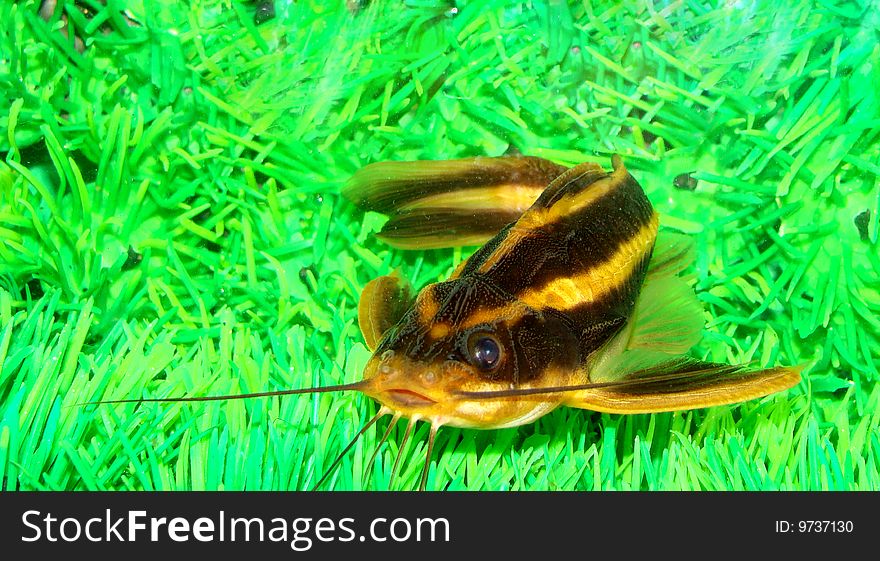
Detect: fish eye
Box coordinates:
(468, 333, 502, 371)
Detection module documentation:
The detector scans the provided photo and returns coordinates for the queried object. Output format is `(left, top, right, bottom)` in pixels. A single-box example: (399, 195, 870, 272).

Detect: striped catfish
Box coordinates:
(342, 154, 801, 489)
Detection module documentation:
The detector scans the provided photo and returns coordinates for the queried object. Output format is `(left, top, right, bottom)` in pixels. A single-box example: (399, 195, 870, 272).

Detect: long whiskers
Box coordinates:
(390, 418, 415, 490)
(363, 411, 401, 487)
(418, 422, 440, 492)
(312, 407, 387, 491)
(79, 380, 371, 406)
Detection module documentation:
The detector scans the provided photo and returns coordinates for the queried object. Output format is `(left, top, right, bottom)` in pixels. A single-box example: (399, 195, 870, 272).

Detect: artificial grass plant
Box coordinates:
(0, 0, 879, 490)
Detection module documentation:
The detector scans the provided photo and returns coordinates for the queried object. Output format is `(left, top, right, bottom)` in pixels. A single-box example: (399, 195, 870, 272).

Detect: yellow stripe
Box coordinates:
(417, 285, 440, 324)
(474, 227, 532, 275)
(430, 323, 451, 339)
(416, 285, 454, 340)
(519, 213, 658, 310)
(475, 164, 623, 275)
(458, 212, 658, 329)
(458, 300, 534, 330)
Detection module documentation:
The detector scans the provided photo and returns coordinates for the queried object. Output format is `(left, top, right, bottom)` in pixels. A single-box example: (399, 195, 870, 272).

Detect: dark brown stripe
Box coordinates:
(523, 230, 653, 306)
(382, 275, 583, 385)
(475, 168, 656, 299)
(454, 223, 515, 278)
(377, 276, 517, 363)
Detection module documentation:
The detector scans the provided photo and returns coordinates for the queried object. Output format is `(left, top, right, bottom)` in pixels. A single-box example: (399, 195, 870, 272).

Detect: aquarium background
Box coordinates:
(0, 0, 878, 490)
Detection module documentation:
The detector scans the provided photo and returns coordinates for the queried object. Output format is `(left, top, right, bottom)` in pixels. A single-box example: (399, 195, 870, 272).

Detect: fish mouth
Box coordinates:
(385, 388, 437, 407)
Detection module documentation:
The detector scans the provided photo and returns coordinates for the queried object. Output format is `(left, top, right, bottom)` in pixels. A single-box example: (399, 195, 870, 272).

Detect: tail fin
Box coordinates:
(342, 156, 567, 249)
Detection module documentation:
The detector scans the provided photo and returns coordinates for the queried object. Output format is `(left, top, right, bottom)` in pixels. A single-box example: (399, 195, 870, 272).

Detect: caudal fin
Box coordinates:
(342, 156, 567, 249)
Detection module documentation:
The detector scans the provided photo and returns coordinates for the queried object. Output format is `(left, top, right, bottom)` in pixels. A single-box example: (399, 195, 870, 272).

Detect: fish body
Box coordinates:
(345, 155, 802, 432)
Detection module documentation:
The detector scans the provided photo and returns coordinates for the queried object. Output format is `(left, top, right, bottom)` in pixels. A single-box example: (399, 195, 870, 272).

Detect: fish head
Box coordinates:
(361, 276, 583, 428)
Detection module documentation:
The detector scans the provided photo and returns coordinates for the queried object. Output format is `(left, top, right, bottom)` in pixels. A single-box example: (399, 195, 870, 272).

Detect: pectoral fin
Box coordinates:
(565, 359, 803, 414)
(646, 230, 696, 280)
(587, 265, 706, 381)
(358, 271, 413, 350)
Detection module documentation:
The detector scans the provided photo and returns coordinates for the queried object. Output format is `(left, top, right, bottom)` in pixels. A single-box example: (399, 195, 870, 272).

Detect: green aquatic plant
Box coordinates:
(0, 0, 878, 490)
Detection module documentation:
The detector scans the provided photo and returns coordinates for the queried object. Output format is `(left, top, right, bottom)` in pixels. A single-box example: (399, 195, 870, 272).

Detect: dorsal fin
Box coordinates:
(376, 208, 522, 250)
(343, 155, 566, 213)
(528, 161, 607, 211)
(514, 158, 625, 231)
